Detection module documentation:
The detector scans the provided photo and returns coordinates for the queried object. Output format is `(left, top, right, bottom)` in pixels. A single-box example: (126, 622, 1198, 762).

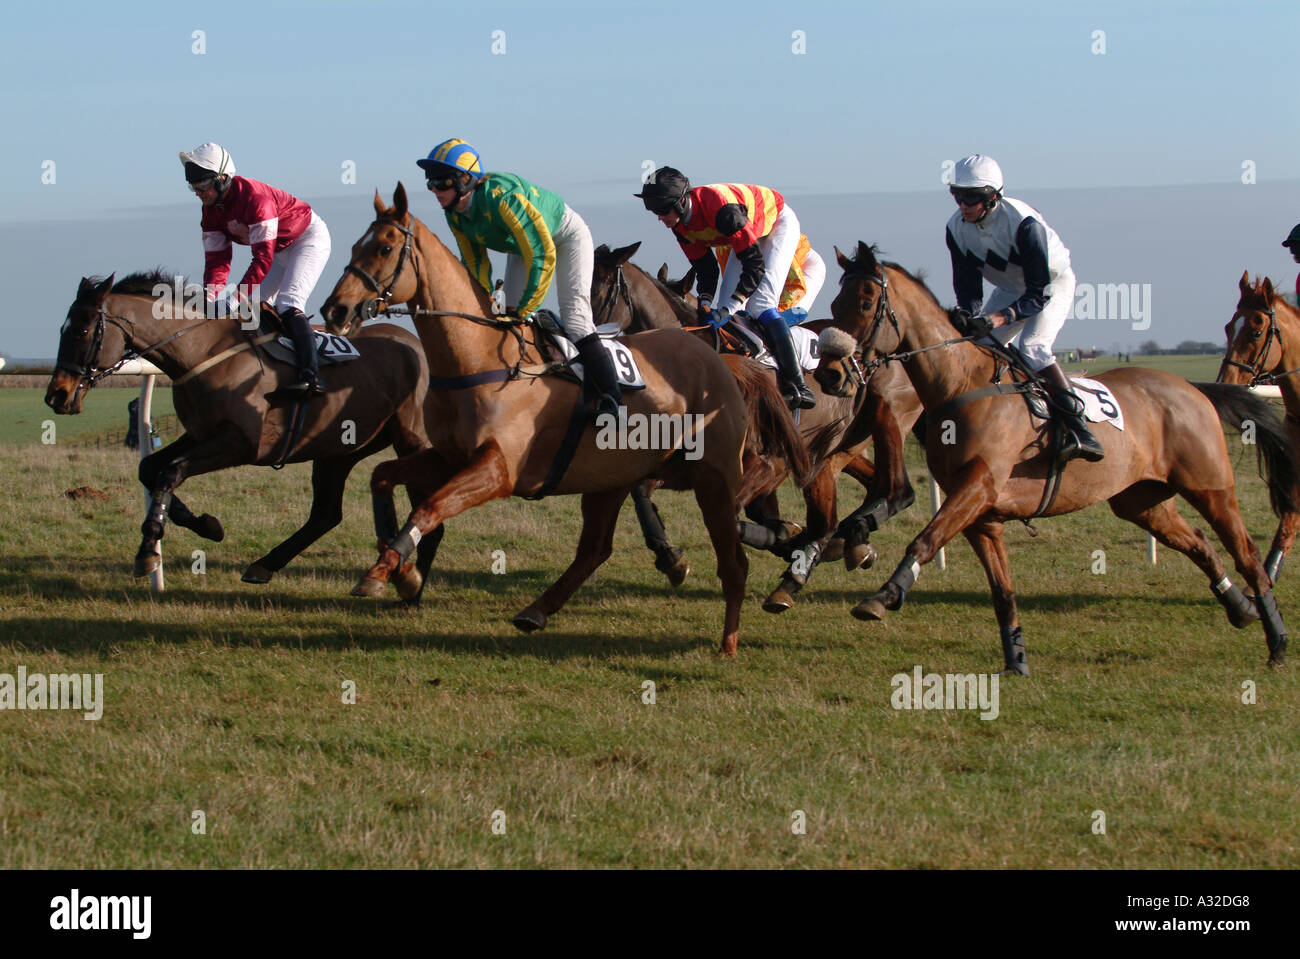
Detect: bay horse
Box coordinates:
(1217, 271, 1300, 583)
(320, 184, 810, 655)
(45, 271, 439, 590)
(815, 242, 1294, 673)
(592, 241, 924, 611)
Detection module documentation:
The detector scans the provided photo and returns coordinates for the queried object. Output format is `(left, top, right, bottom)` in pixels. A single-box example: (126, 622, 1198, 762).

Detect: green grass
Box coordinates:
(1065, 353, 1223, 382)
(0, 377, 1296, 868)
(0, 385, 177, 447)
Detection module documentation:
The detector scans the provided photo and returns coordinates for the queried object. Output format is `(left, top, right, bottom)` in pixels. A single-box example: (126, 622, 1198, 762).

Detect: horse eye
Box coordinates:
(380, 245, 393, 257)
(1252, 328, 1263, 339)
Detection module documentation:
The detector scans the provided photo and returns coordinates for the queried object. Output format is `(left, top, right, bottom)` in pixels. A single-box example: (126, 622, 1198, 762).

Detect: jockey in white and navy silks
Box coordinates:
(945, 154, 1103, 463)
(180, 142, 332, 399)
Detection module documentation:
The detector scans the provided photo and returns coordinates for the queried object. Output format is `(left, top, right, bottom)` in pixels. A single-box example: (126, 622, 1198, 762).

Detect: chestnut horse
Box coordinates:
(1217, 271, 1300, 582)
(815, 243, 1294, 673)
(320, 184, 809, 655)
(592, 241, 924, 611)
(45, 271, 438, 588)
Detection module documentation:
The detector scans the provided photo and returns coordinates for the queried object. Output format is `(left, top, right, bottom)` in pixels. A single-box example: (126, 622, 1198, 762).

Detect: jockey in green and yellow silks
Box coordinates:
(416, 138, 620, 418)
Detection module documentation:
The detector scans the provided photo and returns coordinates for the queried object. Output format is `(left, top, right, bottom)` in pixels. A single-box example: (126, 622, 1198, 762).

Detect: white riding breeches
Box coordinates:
(503, 204, 595, 340)
(716, 205, 801, 316)
(983, 268, 1076, 372)
(260, 211, 331, 314)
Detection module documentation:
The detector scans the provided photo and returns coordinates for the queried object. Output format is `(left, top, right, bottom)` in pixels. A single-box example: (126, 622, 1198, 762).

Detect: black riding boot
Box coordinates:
(758, 309, 816, 410)
(268, 308, 325, 401)
(1039, 362, 1104, 463)
(575, 332, 622, 419)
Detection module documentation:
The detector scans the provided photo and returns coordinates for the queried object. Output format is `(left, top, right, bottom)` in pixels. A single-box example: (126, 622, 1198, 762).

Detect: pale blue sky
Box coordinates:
(1, 0, 1297, 356)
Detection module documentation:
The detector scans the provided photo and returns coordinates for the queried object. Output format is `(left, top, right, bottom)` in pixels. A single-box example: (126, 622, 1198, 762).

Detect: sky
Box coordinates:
(1, 0, 1297, 358)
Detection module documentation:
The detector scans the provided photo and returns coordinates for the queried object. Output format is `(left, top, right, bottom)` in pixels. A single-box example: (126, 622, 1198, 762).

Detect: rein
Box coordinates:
(58, 304, 216, 389)
(1219, 303, 1300, 386)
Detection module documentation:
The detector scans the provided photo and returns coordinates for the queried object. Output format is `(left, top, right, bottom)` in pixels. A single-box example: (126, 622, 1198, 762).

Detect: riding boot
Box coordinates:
(1039, 362, 1104, 463)
(757, 308, 816, 410)
(575, 332, 622, 420)
(268, 308, 326, 401)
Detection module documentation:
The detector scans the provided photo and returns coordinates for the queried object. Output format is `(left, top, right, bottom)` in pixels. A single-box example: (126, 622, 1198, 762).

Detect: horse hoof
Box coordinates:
(763, 588, 795, 614)
(351, 576, 387, 598)
(241, 563, 273, 585)
(821, 538, 845, 564)
(851, 598, 888, 621)
(716, 635, 738, 657)
(133, 553, 160, 578)
(1002, 662, 1030, 677)
(655, 548, 690, 588)
(846, 542, 878, 571)
(393, 562, 423, 602)
(197, 514, 225, 542)
(512, 606, 547, 632)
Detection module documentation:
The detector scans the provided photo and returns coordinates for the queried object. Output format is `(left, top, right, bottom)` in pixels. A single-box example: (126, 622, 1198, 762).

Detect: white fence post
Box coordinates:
(118, 359, 165, 593)
(929, 476, 946, 571)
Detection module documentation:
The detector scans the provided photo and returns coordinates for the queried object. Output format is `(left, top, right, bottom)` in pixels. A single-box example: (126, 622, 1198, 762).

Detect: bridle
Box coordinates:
(829, 266, 900, 393)
(345, 216, 421, 321)
(56, 301, 209, 390)
(592, 264, 635, 329)
(1218, 302, 1299, 387)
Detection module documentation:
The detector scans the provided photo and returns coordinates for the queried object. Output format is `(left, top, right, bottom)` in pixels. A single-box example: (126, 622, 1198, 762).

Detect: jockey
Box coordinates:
(715, 233, 826, 316)
(635, 167, 817, 410)
(1283, 224, 1300, 302)
(180, 142, 332, 400)
(945, 154, 1104, 463)
(415, 138, 621, 419)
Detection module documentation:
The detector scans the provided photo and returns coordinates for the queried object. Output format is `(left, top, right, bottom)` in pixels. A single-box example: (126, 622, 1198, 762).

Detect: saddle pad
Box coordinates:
(755, 325, 821, 373)
(1070, 376, 1124, 430)
(555, 336, 647, 390)
(265, 329, 361, 367)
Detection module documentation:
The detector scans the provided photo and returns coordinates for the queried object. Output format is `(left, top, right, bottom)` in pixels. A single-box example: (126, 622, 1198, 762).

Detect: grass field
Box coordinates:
(1, 361, 1296, 869)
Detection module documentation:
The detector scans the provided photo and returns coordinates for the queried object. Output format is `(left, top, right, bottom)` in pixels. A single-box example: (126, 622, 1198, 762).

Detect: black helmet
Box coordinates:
(635, 166, 691, 218)
(1283, 224, 1300, 249)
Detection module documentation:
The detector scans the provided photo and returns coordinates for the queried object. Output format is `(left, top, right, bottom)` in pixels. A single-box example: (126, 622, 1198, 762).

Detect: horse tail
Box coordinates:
(1193, 381, 1300, 517)
(722, 355, 813, 488)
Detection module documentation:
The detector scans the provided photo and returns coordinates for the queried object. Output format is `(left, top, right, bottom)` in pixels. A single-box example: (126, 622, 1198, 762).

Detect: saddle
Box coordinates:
(252, 306, 360, 370)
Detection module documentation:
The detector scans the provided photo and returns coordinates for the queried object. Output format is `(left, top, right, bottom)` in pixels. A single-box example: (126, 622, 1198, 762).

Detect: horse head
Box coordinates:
(815, 241, 902, 397)
(1219, 270, 1281, 385)
(46, 274, 121, 414)
(322, 183, 422, 337)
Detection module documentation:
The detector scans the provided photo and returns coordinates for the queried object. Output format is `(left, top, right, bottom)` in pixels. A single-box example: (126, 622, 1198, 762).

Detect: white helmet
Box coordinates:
(179, 142, 236, 180)
(952, 154, 1003, 193)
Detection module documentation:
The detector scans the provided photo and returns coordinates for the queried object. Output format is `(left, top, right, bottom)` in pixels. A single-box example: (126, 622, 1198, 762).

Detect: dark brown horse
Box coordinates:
(1217, 271, 1300, 582)
(815, 242, 1294, 673)
(45, 271, 439, 589)
(320, 184, 810, 655)
(592, 241, 924, 611)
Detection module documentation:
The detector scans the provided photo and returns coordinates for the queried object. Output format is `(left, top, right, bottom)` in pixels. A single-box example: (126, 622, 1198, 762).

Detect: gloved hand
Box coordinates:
(954, 309, 990, 336)
(706, 306, 730, 329)
(695, 298, 714, 324)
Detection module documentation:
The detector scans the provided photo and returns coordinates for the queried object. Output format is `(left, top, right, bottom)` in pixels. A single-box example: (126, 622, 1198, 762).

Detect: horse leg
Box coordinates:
(690, 463, 748, 656)
(961, 520, 1027, 676)
(134, 431, 247, 577)
(352, 442, 509, 597)
(852, 459, 997, 622)
(764, 464, 837, 613)
(1265, 509, 1299, 584)
(141, 442, 223, 542)
(241, 457, 354, 585)
(513, 487, 631, 631)
(1177, 486, 1288, 665)
(631, 480, 690, 588)
(823, 453, 876, 564)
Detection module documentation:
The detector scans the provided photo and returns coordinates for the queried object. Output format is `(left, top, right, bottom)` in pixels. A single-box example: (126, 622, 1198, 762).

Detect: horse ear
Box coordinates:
(835, 246, 853, 271)
(1263, 277, 1275, 301)
(373, 189, 386, 216)
(94, 274, 115, 301)
(1239, 270, 1251, 294)
(674, 266, 697, 297)
(657, 264, 669, 283)
(394, 182, 409, 218)
(856, 241, 874, 264)
(610, 241, 641, 264)
(78, 276, 94, 296)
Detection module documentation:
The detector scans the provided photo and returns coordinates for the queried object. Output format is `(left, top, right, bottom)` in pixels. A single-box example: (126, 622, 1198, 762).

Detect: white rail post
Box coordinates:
(120, 359, 165, 593)
(929, 476, 946, 571)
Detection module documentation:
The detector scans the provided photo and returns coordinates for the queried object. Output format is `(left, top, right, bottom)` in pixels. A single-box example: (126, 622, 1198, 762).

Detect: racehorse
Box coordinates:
(319, 184, 810, 655)
(592, 241, 924, 612)
(814, 242, 1294, 672)
(1217, 271, 1300, 583)
(45, 271, 439, 590)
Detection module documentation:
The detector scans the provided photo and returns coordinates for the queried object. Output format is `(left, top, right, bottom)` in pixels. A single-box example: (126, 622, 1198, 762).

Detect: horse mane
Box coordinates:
(111, 268, 184, 298)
